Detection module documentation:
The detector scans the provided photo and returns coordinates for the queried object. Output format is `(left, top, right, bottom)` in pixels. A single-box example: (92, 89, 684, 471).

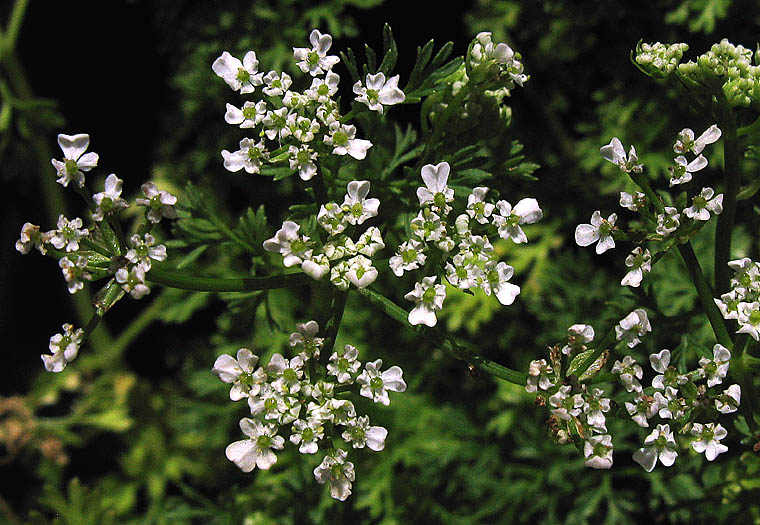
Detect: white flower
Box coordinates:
(330, 260, 351, 291)
(293, 29, 340, 76)
(615, 308, 651, 348)
(323, 120, 372, 159)
(224, 101, 267, 128)
(263, 221, 312, 268)
(305, 71, 340, 102)
(668, 155, 707, 186)
(575, 211, 617, 254)
(346, 255, 378, 289)
(404, 276, 446, 327)
(655, 206, 681, 236)
(458, 234, 494, 263)
(135, 182, 178, 223)
(525, 359, 554, 393)
(327, 344, 361, 384)
(212, 348, 265, 401)
(342, 415, 388, 451)
(619, 191, 646, 211)
(621, 247, 652, 287)
(481, 261, 521, 306)
(92, 174, 128, 221)
(416, 162, 455, 213)
(222, 138, 270, 175)
(289, 320, 324, 360)
(125, 233, 167, 272)
(49, 215, 88, 252)
(317, 202, 347, 236)
(59, 255, 91, 294)
(548, 385, 583, 420)
(410, 209, 446, 242)
(690, 422, 728, 461)
(342, 180, 380, 225)
(649, 349, 687, 390)
(389, 239, 426, 277)
(611, 355, 643, 393)
(683, 187, 723, 221)
(356, 359, 406, 406)
(714, 289, 744, 320)
(654, 386, 685, 419)
(288, 145, 318, 181)
(115, 264, 150, 299)
(289, 114, 321, 143)
(313, 449, 355, 501)
(584, 434, 614, 469)
(492, 198, 542, 243)
(674, 124, 721, 155)
(212, 51, 263, 93)
(445, 253, 478, 290)
(737, 302, 760, 341)
(354, 226, 385, 257)
(267, 353, 305, 395)
(353, 72, 405, 113)
(625, 393, 660, 427)
(301, 253, 331, 281)
(261, 70, 292, 96)
(466, 187, 495, 224)
(289, 419, 324, 454)
(41, 323, 84, 373)
(600, 137, 643, 173)
(225, 418, 284, 472)
(632, 424, 678, 472)
(561, 324, 595, 356)
(15, 223, 48, 255)
(261, 107, 292, 141)
(583, 388, 611, 432)
(698, 344, 731, 387)
(51, 133, 98, 188)
(715, 384, 741, 414)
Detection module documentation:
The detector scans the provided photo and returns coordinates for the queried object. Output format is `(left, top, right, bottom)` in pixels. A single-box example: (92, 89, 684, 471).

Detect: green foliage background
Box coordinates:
(2, 0, 760, 523)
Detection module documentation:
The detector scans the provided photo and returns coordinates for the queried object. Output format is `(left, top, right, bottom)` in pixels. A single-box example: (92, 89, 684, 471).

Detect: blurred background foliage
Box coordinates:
(2, 0, 760, 523)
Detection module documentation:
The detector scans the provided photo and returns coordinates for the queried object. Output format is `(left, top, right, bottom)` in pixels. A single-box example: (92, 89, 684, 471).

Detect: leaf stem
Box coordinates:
(714, 114, 739, 294)
(147, 264, 312, 292)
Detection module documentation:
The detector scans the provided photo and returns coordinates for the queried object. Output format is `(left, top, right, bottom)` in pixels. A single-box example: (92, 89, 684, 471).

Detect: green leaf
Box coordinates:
(378, 23, 398, 75)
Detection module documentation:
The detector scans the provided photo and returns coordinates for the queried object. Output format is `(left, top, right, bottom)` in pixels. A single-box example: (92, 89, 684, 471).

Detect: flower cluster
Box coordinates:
(15, 133, 176, 371)
(634, 42, 689, 77)
(715, 257, 760, 340)
(468, 31, 528, 88)
(391, 161, 541, 327)
(214, 29, 406, 181)
(264, 180, 384, 289)
(212, 321, 406, 500)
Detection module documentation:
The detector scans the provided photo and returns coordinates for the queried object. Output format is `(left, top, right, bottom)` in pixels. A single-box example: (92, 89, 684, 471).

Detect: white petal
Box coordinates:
(574, 224, 599, 247)
(225, 440, 258, 472)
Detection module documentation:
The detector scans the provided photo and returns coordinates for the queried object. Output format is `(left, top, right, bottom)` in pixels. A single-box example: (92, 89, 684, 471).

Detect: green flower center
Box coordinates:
(433, 192, 447, 208)
(283, 368, 298, 383)
(693, 195, 708, 209)
(257, 435, 272, 448)
(333, 130, 349, 146)
(402, 249, 418, 264)
(365, 88, 379, 102)
(243, 106, 258, 120)
(290, 239, 307, 253)
(422, 286, 437, 303)
(236, 68, 251, 83)
(750, 310, 760, 326)
(370, 377, 383, 390)
(302, 428, 314, 442)
(296, 150, 311, 164)
(65, 159, 79, 175)
(247, 147, 262, 162)
(307, 51, 320, 66)
(264, 398, 278, 411)
(317, 84, 329, 97)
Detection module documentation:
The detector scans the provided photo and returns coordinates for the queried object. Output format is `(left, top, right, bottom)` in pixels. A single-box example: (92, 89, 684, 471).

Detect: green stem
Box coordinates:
(731, 333, 759, 434)
(355, 286, 527, 385)
(319, 289, 348, 367)
(677, 241, 733, 347)
(0, 0, 29, 63)
(147, 264, 312, 292)
(714, 113, 739, 294)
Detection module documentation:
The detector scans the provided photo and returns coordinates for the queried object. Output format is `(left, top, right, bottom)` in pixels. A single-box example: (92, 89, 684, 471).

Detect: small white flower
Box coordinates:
(212, 348, 265, 400)
(492, 198, 542, 243)
(690, 422, 728, 461)
(619, 191, 646, 211)
(654, 386, 685, 419)
(600, 137, 643, 173)
(125, 233, 167, 272)
(317, 202, 347, 236)
(301, 253, 331, 281)
(346, 255, 378, 289)
(313, 449, 355, 501)
(416, 162, 455, 213)
(267, 353, 305, 395)
(611, 355, 643, 393)
(212, 51, 263, 93)
(289, 114, 321, 143)
(390, 239, 426, 277)
(525, 359, 554, 393)
(224, 101, 267, 128)
(289, 419, 324, 454)
(342, 415, 388, 451)
(714, 289, 744, 320)
(288, 144, 318, 181)
(466, 187, 495, 224)
(410, 209, 446, 243)
(293, 29, 340, 76)
(737, 302, 760, 341)
(327, 344, 361, 384)
(683, 187, 723, 221)
(342, 180, 380, 225)
(261, 70, 292, 96)
(289, 320, 324, 360)
(655, 206, 681, 236)
(404, 276, 446, 327)
(115, 264, 150, 299)
(51, 133, 99, 188)
(330, 259, 351, 291)
(584, 434, 614, 469)
(225, 418, 284, 472)
(632, 424, 678, 472)
(15, 223, 48, 255)
(481, 261, 521, 306)
(615, 308, 651, 348)
(548, 385, 583, 420)
(92, 174, 129, 221)
(625, 393, 660, 427)
(583, 388, 611, 432)
(353, 72, 405, 113)
(621, 247, 652, 287)
(561, 324, 595, 356)
(354, 226, 385, 257)
(674, 124, 721, 155)
(41, 323, 84, 373)
(698, 344, 731, 387)
(575, 211, 617, 254)
(715, 384, 741, 414)
(305, 71, 340, 103)
(323, 120, 372, 160)
(668, 155, 707, 186)
(356, 359, 407, 406)
(649, 349, 687, 390)
(135, 182, 178, 223)
(49, 215, 88, 253)
(263, 221, 312, 268)
(59, 255, 91, 294)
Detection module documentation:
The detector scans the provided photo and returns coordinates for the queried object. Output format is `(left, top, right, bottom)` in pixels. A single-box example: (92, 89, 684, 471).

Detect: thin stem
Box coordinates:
(731, 333, 759, 434)
(714, 114, 739, 295)
(355, 286, 527, 385)
(147, 263, 312, 292)
(0, 0, 30, 63)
